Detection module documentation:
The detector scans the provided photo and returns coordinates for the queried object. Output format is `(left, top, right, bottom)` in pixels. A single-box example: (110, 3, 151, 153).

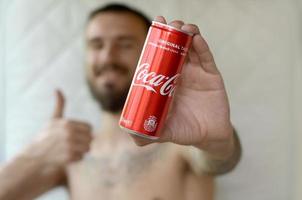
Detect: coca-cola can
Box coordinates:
(119, 21, 193, 140)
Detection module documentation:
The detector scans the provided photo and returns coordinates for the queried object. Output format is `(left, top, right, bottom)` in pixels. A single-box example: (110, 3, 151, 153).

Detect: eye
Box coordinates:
(89, 42, 103, 50)
(118, 41, 134, 49)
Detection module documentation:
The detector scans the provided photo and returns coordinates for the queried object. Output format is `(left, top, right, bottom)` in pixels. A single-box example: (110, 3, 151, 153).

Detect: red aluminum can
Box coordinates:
(119, 21, 193, 140)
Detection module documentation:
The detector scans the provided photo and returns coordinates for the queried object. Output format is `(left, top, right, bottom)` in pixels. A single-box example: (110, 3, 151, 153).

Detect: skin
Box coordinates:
(0, 11, 240, 200)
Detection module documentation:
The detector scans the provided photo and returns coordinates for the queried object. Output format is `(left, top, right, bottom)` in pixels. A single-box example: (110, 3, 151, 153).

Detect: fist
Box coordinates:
(28, 90, 93, 168)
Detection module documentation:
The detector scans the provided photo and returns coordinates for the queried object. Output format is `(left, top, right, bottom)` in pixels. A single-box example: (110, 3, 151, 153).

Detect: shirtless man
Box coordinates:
(0, 4, 241, 200)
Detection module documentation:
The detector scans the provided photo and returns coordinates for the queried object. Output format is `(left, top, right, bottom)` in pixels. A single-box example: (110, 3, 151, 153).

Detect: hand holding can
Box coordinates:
(120, 16, 235, 162)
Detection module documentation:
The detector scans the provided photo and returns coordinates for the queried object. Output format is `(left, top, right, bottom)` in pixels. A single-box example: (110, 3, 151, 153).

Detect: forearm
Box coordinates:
(0, 151, 65, 200)
(196, 129, 242, 175)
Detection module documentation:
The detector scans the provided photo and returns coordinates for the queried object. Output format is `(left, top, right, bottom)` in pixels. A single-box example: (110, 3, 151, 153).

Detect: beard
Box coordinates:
(87, 64, 132, 113)
(88, 79, 131, 113)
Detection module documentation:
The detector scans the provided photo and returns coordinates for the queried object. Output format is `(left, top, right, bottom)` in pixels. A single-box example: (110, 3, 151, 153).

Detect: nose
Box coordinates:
(99, 44, 116, 66)
(94, 44, 121, 76)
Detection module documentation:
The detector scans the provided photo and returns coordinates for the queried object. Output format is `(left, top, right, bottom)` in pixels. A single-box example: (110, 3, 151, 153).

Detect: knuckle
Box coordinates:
(67, 152, 77, 162)
(171, 20, 184, 24)
(87, 125, 92, 132)
(66, 155, 75, 162)
(189, 24, 198, 28)
(65, 143, 73, 152)
(64, 130, 74, 141)
(66, 141, 77, 152)
(84, 131, 92, 138)
(84, 144, 91, 152)
(64, 152, 73, 162)
(82, 123, 92, 131)
(62, 120, 72, 129)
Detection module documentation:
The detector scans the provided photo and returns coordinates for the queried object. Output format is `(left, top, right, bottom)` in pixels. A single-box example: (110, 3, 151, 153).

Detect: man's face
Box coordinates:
(85, 12, 147, 113)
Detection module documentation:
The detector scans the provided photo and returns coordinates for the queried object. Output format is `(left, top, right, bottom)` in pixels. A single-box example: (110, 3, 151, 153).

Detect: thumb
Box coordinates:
(52, 89, 65, 118)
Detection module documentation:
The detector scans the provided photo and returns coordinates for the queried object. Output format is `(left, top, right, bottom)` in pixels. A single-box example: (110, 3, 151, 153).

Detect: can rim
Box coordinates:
(119, 125, 160, 141)
(152, 21, 194, 36)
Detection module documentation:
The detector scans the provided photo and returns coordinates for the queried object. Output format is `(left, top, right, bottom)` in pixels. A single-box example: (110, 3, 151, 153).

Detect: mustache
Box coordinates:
(94, 64, 129, 75)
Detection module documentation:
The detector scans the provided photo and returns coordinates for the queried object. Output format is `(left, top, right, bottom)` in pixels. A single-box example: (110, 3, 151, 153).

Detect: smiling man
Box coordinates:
(0, 3, 241, 200)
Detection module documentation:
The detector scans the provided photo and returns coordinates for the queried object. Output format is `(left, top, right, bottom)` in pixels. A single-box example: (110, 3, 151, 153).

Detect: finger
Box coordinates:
(72, 131, 93, 144)
(154, 16, 167, 24)
(179, 24, 200, 65)
(71, 142, 91, 154)
(69, 152, 84, 162)
(187, 48, 201, 65)
(181, 24, 200, 35)
(64, 124, 93, 141)
(157, 124, 173, 143)
(181, 24, 219, 74)
(66, 120, 92, 132)
(52, 89, 65, 118)
(193, 35, 219, 74)
(168, 20, 185, 29)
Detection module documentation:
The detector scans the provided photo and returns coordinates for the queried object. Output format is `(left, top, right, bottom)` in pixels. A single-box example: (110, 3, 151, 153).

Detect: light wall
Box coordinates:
(1, 0, 301, 200)
(292, 1, 302, 198)
(0, 0, 6, 162)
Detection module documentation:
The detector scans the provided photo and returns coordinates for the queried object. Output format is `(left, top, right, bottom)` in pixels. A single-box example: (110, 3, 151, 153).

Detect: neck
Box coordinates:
(101, 111, 124, 136)
(91, 110, 130, 154)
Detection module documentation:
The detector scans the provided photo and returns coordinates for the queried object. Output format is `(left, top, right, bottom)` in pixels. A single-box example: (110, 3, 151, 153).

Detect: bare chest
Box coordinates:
(66, 140, 214, 200)
(69, 143, 168, 187)
(66, 142, 186, 198)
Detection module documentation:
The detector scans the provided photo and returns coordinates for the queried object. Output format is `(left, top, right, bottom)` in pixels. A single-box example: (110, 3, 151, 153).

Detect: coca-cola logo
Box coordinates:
(132, 63, 180, 97)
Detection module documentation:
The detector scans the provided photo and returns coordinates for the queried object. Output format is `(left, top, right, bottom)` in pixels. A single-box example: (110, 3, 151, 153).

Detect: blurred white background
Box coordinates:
(0, 0, 302, 199)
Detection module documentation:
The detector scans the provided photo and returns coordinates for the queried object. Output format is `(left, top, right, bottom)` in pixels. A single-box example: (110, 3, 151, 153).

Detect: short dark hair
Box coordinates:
(88, 3, 152, 31)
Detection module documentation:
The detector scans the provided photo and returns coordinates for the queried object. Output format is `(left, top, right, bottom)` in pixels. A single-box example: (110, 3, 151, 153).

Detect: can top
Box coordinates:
(152, 21, 194, 37)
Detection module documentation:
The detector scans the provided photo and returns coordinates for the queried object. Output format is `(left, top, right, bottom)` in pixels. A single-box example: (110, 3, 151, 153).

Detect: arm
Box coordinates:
(197, 129, 242, 175)
(0, 90, 92, 200)
(0, 149, 65, 200)
(131, 17, 242, 175)
(182, 129, 241, 176)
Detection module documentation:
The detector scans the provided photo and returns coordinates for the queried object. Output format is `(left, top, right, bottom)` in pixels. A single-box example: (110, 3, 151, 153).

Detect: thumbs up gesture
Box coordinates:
(26, 90, 93, 169)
